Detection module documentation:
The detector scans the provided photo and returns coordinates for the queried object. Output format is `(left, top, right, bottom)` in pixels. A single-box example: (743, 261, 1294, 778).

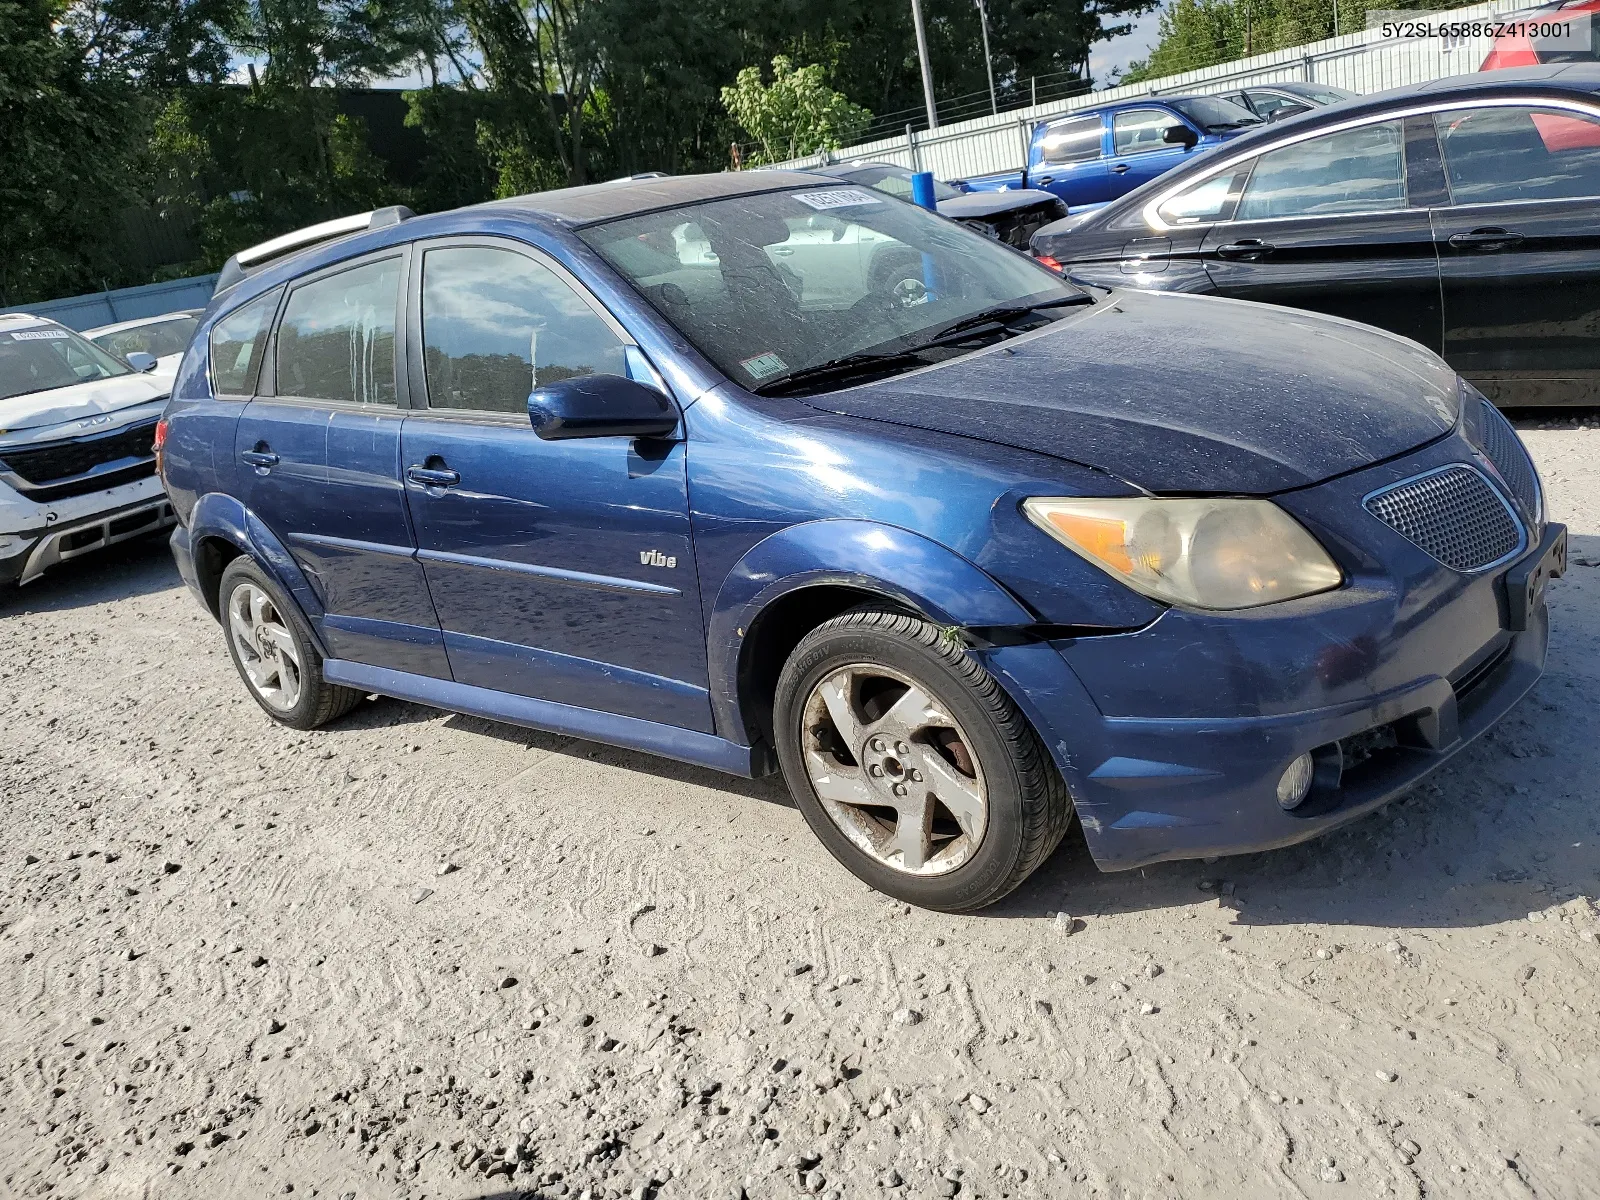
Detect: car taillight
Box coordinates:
(1036, 255, 1065, 273)
(153, 418, 168, 480)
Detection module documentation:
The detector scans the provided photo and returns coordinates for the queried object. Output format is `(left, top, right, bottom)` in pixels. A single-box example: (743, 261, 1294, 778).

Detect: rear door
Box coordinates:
(1030, 114, 1110, 205)
(1198, 116, 1445, 351)
(1107, 107, 1195, 197)
(1428, 101, 1600, 405)
(399, 238, 713, 732)
(239, 249, 449, 678)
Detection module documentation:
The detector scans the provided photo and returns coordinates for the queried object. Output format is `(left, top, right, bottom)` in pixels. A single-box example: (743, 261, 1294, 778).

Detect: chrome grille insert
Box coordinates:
(1477, 399, 1541, 524)
(1364, 465, 1524, 573)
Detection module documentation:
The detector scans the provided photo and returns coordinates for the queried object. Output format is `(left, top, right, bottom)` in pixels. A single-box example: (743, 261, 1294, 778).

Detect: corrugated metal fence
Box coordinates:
(1, 274, 219, 332)
(770, 0, 1534, 181)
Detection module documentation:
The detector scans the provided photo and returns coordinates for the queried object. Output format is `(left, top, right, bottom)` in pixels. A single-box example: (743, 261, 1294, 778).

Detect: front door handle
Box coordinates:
(1110, 163, 1130, 174)
(406, 465, 461, 488)
(240, 449, 279, 468)
(1215, 239, 1276, 261)
(1448, 227, 1524, 253)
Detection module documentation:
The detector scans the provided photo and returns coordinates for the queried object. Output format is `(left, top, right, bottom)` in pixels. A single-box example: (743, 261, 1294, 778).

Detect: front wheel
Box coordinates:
(773, 606, 1072, 911)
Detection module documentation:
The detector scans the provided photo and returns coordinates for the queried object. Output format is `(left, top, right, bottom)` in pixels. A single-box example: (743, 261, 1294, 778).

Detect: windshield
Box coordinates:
(840, 165, 963, 202)
(91, 316, 199, 361)
(581, 185, 1080, 391)
(1301, 86, 1355, 105)
(1170, 96, 1262, 132)
(0, 325, 132, 401)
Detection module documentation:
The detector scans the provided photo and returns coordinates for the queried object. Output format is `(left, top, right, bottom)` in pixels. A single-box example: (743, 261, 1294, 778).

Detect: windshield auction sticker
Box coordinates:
(793, 189, 884, 211)
(9, 330, 70, 341)
(740, 352, 787, 380)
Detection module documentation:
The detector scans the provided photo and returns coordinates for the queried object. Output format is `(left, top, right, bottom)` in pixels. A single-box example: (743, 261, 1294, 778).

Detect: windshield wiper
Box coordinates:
(918, 293, 1094, 347)
(752, 349, 930, 396)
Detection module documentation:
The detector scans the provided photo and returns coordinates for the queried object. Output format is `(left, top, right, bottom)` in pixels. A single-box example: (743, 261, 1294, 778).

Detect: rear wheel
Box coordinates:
(219, 557, 361, 729)
(773, 606, 1072, 911)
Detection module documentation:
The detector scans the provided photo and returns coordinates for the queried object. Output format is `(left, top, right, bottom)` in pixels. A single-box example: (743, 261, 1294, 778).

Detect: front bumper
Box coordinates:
(981, 432, 1559, 872)
(1, 475, 176, 586)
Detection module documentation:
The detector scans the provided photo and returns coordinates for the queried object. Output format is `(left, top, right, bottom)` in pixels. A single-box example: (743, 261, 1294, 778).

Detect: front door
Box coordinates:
(1199, 117, 1444, 352)
(1107, 108, 1194, 198)
(243, 250, 449, 678)
(1428, 102, 1600, 405)
(399, 239, 713, 732)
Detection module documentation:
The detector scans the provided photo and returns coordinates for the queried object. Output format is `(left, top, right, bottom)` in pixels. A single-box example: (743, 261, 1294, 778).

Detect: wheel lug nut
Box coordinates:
(896, 742, 910, 755)
(868, 764, 884, 777)
(908, 770, 921, 782)
(871, 738, 886, 753)
(892, 783, 908, 797)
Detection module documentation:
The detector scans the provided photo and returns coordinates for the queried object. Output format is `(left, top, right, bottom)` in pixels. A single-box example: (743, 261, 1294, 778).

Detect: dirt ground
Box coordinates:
(2, 421, 1598, 1200)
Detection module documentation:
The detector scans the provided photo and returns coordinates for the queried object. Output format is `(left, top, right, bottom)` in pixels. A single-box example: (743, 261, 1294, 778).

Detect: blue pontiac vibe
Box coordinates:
(158, 174, 1566, 911)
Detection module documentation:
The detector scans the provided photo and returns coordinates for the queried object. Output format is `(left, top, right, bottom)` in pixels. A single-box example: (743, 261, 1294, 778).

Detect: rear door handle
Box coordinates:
(1214, 239, 1276, 261)
(240, 450, 279, 468)
(1448, 227, 1524, 252)
(1110, 163, 1130, 174)
(1033, 175, 1055, 186)
(406, 465, 461, 487)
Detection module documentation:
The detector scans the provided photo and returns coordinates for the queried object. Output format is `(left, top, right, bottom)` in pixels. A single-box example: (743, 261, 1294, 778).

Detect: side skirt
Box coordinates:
(322, 659, 759, 778)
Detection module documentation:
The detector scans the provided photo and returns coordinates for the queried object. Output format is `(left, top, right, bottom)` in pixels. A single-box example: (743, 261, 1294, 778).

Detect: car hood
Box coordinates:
(0, 372, 170, 435)
(939, 190, 1060, 219)
(800, 289, 1459, 494)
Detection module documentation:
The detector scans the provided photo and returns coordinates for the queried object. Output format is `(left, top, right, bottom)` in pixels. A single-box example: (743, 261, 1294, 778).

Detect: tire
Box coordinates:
(217, 557, 362, 730)
(773, 605, 1072, 912)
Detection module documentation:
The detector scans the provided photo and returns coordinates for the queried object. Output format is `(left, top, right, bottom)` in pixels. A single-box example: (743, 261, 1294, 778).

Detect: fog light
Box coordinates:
(1276, 753, 1315, 810)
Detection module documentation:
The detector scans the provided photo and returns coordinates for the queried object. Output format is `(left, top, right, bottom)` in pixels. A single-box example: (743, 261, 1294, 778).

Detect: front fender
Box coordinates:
(186, 492, 329, 655)
(706, 519, 1035, 740)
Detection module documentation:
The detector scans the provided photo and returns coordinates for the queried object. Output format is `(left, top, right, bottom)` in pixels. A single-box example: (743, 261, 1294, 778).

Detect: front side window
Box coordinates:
(276, 258, 400, 405)
(420, 245, 627, 413)
(0, 324, 131, 401)
(583, 185, 1079, 391)
(93, 316, 199, 362)
(1434, 104, 1600, 203)
(1233, 120, 1406, 220)
(210, 288, 280, 396)
(1114, 108, 1188, 155)
(1039, 116, 1104, 164)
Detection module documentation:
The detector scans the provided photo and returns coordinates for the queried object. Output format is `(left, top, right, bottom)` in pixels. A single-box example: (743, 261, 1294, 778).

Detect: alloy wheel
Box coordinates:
(799, 663, 988, 876)
(227, 583, 303, 712)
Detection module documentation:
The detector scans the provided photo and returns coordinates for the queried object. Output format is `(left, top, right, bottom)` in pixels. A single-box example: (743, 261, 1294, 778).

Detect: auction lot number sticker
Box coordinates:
(793, 189, 884, 211)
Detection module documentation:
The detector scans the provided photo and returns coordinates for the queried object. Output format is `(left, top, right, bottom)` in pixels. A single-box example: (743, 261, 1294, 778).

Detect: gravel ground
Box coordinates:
(2, 423, 1599, 1200)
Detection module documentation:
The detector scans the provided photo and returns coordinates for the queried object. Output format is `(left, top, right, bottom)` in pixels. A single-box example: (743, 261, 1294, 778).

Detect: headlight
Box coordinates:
(1022, 496, 1343, 610)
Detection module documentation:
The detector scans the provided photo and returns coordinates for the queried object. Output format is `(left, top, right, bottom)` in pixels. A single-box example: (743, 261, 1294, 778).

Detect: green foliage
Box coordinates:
(1124, 0, 1459, 81)
(721, 56, 872, 165)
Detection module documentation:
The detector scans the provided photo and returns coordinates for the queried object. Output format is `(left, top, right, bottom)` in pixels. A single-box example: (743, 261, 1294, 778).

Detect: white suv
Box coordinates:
(0, 313, 177, 587)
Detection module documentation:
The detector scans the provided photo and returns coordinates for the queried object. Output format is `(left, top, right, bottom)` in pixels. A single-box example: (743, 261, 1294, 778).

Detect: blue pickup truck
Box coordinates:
(958, 95, 1263, 209)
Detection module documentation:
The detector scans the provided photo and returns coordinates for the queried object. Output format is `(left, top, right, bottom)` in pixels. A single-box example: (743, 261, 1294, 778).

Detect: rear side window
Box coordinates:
(276, 258, 400, 405)
(1039, 116, 1103, 165)
(1434, 105, 1600, 203)
(420, 246, 627, 413)
(1233, 120, 1406, 220)
(209, 289, 280, 396)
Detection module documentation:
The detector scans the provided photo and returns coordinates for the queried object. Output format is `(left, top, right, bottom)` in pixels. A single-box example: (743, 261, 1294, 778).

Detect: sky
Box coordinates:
(1089, 3, 1169, 86)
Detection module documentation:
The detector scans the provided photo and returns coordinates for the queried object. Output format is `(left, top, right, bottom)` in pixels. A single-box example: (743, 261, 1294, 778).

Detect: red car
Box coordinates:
(1481, 0, 1600, 70)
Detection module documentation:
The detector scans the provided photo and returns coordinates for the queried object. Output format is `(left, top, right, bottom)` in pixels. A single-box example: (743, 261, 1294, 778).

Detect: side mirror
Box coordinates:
(125, 351, 158, 372)
(527, 373, 677, 441)
(1162, 124, 1200, 150)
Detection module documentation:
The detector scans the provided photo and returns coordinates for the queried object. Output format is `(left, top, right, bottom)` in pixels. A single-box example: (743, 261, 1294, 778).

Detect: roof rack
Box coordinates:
(214, 206, 414, 294)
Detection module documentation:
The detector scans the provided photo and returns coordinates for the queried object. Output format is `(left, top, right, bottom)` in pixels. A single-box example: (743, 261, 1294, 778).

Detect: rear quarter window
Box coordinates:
(209, 288, 282, 396)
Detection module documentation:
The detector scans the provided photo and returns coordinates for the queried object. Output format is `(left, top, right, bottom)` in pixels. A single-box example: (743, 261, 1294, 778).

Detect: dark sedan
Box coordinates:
(816, 161, 1067, 250)
(1032, 65, 1600, 406)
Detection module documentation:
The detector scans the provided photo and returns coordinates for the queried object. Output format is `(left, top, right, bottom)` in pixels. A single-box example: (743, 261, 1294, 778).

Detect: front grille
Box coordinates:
(1364, 465, 1524, 572)
(1477, 399, 1541, 523)
(0, 419, 158, 500)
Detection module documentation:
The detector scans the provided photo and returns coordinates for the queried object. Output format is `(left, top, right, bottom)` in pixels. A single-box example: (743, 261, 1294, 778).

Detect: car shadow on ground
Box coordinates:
(0, 532, 178, 615)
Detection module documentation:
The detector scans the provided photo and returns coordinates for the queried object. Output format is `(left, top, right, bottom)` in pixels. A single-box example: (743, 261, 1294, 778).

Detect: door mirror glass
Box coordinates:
(527, 374, 677, 440)
(124, 351, 158, 372)
(1161, 124, 1200, 149)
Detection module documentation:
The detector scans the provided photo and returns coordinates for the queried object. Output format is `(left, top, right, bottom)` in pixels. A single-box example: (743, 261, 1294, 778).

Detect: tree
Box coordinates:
(721, 55, 871, 165)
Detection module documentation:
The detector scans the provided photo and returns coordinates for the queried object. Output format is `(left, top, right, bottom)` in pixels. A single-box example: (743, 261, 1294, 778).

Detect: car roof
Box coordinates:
(1041, 93, 1235, 122)
(0, 313, 66, 334)
(83, 310, 203, 338)
(476, 169, 841, 227)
